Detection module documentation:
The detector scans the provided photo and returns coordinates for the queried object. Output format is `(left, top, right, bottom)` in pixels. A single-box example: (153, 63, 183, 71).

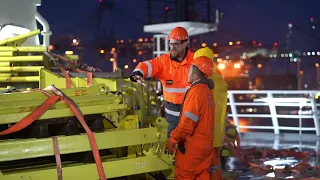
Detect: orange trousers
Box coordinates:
(175, 167, 211, 180)
(174, 147, 214, 180)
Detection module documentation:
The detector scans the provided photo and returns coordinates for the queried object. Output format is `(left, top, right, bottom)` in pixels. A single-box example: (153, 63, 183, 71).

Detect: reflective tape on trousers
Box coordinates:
(165, 108, 180, 117)
(163, 86, 188, 93)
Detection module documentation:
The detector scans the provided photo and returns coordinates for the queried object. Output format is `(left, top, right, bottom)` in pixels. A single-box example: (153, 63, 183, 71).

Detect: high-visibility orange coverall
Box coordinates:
(130, 49, 194, 137)
(170, 79, 215, 180)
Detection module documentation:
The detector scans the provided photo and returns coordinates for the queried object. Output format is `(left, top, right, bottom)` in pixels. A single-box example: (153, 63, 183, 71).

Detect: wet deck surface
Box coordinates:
(223, 132, 320, 179)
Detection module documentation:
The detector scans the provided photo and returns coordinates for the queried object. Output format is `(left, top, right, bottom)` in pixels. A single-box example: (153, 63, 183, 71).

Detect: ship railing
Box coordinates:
(227, 90, 320, 136)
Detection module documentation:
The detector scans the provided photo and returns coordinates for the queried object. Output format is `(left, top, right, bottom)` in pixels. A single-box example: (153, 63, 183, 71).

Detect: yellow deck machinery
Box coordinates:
(0, 29, 173, 180)
(0, 29, 238, 180)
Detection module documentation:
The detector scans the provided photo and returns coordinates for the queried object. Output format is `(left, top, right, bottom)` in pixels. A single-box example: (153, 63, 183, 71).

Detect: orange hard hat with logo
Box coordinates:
(192, 56, 214, 77)
(168, 27, 188, 41)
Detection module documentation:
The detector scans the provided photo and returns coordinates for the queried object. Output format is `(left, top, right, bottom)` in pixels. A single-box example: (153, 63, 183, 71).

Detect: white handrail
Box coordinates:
(227, 90, 320, 136)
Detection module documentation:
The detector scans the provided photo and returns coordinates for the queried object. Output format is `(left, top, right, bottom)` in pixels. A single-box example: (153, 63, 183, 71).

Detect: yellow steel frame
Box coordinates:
(0, 127, 159, 162)
(0, 155, 170, 180)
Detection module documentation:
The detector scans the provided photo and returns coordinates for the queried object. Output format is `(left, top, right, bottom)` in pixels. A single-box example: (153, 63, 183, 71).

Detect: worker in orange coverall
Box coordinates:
(130, 26, 194, 138)
(194, 47, 228, 180)
(165, 55, 216, 180)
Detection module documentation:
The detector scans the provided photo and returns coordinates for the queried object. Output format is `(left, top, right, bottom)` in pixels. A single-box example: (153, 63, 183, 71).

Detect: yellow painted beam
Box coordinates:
(0, 76, 39, 82)
(0, 66, 43, 72)
(0, 56, 43, 62)
(0, 46, 47, 52)
(0, 155, 171, 180)
(0, 62, 10, 67)
(0, 127, 159, 162)
(0, 52, 14, 57)
(0, 103, 127, 124)
(0, 30, 40, 46)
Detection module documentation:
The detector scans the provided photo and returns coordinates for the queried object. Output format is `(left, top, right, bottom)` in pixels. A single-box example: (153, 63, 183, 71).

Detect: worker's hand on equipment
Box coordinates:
(133, 75, 146, 86)
(165, 138, 178, 155)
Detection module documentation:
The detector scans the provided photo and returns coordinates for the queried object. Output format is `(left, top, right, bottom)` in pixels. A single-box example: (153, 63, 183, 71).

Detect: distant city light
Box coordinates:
(311, 17, 314, 22)
(49, 45, 54, 50)
(65, 51, 73, 55)
(234, 63, 241, 69)
(217, 63, 225, 70)
(124, 65, 129, 69)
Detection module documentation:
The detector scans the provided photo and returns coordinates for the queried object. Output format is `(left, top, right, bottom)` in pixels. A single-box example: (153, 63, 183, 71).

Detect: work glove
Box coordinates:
(165, 138, 178, 155)
(132, 75, 146, 86)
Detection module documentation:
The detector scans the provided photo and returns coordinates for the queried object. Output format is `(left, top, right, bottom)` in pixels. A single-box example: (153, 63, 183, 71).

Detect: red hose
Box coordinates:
(61, 97, 106, 180)
(0, 95, 61, 135)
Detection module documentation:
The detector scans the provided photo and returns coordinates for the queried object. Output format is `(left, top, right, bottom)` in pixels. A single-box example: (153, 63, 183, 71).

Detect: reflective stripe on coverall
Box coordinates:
(170, 79, 215, 180)
(131, 49, 194, 137)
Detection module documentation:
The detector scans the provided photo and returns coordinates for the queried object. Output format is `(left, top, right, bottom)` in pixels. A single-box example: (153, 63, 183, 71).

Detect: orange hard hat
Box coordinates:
(168, 27, 188, 41)
(192, 56, 214, 77)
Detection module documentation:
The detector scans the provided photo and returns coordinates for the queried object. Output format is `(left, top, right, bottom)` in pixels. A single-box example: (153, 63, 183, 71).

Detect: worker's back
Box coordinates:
(175, 79, 215, 176)
(184, 82, 215, 150)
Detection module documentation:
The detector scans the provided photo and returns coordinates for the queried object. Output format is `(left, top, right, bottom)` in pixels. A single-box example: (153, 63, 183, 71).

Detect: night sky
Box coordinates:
(38, 0, 320, 88)
(39, 0, 320, 46)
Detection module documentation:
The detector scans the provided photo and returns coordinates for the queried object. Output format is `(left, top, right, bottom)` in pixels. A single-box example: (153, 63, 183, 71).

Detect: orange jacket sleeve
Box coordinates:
(170, 89, 202, 142)
(130, 56, 163, 81)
